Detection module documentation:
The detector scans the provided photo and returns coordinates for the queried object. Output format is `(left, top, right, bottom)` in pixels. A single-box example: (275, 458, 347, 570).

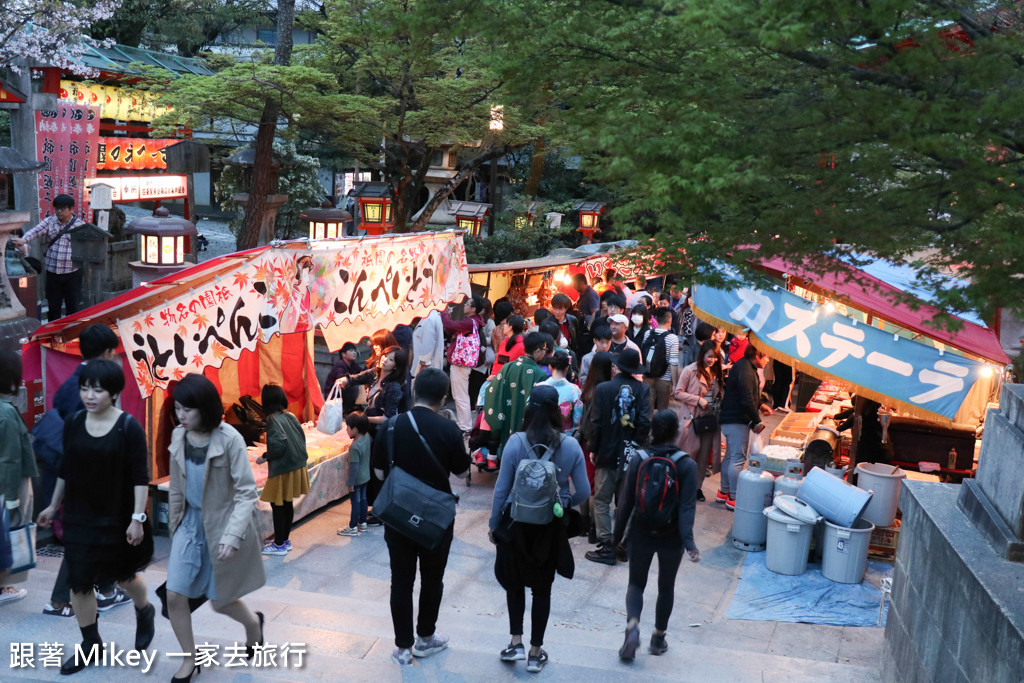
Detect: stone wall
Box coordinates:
(882, 481, 1024, 682)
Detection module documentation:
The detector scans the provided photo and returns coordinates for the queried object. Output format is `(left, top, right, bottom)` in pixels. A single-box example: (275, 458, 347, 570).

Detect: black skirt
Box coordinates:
(64, 521, 153, 594)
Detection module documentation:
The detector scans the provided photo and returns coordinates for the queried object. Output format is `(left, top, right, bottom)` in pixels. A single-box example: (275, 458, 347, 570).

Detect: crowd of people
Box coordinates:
(0, 267, 791, 678)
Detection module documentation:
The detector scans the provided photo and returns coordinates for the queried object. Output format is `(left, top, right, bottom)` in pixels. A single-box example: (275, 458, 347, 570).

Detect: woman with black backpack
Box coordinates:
(487, 384, 590, 674)
(613, 409, 700, 662)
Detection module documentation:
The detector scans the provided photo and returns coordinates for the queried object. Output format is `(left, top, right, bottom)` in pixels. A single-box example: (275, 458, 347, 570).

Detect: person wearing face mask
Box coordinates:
(626, 303, 653, 348)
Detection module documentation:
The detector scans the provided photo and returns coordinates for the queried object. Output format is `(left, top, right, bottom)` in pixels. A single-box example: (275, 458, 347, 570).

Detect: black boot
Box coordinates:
(60, 622, 101, 675)
(135, 602, 156, 650)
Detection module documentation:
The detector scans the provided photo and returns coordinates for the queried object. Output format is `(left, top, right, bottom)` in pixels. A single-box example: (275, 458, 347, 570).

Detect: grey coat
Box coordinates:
(168, 422, 266, 604)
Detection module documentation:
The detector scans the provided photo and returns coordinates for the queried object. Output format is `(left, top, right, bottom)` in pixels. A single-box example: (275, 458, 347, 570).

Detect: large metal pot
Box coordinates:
(803, 425, 840, 472)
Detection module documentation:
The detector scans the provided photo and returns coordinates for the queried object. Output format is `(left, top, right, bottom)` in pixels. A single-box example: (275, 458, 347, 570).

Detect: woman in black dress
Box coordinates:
(37, 360, 155, 674)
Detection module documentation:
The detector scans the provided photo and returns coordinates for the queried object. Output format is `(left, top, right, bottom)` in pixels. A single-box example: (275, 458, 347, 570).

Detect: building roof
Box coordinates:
(69, 39, 214, 78)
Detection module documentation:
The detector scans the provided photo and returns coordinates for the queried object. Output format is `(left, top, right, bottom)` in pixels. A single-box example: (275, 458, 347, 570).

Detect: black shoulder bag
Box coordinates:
(372, 412, 457, 549)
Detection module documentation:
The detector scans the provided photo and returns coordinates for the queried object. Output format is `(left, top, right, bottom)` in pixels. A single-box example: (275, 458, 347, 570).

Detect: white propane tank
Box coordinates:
(732, 454, 776, 551)
(774, 458, 804, 499)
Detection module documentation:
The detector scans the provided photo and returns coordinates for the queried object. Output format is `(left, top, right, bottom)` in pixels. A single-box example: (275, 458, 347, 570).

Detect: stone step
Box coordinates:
(5, 562, 880, 682)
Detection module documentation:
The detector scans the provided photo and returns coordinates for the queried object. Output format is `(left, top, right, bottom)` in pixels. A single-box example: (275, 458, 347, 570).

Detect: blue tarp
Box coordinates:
(726, 552, 893, 627)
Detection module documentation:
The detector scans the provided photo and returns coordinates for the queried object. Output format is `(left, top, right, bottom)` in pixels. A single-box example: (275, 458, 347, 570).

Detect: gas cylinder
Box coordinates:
(732, 454, 776, 551)
(774, 459, 804, 499)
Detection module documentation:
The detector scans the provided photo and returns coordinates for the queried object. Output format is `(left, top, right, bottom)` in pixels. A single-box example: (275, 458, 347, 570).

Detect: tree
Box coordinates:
(1, 0, 121, 75)
(90, 0, 270, 57)
(153, 0, 547, 236)
(484, 0, 1024, 321)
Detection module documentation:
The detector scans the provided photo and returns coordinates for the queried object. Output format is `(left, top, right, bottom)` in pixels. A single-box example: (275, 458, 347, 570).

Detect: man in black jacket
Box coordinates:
(718, 342, 772, 509)
(586, 348, 652, 565)
(371, 368, 471, 665)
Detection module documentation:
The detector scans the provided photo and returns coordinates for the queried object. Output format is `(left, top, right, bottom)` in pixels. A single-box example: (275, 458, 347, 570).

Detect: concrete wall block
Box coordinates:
(974, 411, 1024, 537)
(890, 560, 910, 618)
(956, 615, 996, 683)
(919, 620, 946, 674)
(932, 644, 966, 683)
(999, 384, 1024, 428)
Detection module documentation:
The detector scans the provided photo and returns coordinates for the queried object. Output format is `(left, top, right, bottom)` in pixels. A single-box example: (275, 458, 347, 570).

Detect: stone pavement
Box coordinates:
(1, 468, 884, 683)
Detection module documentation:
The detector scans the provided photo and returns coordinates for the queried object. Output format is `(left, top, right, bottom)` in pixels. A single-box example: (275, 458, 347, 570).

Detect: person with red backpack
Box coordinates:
(613, 409, 700, 662)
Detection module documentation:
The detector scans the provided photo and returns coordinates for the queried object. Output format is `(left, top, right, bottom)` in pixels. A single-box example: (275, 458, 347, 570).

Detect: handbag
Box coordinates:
(373, 413, 457, 549)
(692, 413, 719, 435)
(8, 522, 36, 575)
(155, 581, 207, 619)
(8, 521, 37, 575)
(449, 320, 481, 368)
(317, 381, 346, 434)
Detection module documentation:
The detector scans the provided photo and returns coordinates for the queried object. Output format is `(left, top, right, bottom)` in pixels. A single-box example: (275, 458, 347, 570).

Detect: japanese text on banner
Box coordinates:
(116, 235, 471, 398)
(693, 283, 985, 420)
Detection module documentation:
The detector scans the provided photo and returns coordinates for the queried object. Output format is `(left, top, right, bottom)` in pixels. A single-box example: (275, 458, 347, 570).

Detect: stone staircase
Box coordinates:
(2, 471, 884, 682)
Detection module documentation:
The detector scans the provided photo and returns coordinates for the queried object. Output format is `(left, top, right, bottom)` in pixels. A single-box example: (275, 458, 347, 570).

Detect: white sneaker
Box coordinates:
(0, 586, 28, 606)
(358, 523, 368, 532)
(337, 526, 360, 536)
(392, 647, 414, 665)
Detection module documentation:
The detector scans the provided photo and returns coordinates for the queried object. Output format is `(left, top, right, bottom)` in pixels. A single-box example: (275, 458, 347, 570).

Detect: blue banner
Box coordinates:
(694, 283, 985, 420)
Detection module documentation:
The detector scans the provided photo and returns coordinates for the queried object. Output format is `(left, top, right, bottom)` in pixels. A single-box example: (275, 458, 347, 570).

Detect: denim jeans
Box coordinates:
(349, 483, 368, 527)
(720, 422, 751, 496)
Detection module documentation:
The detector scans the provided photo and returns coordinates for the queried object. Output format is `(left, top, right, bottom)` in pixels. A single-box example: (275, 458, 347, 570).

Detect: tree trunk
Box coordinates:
(524, 136, 546, 199)
(409, 151, 502, 232)
(237, 0, 295, 249)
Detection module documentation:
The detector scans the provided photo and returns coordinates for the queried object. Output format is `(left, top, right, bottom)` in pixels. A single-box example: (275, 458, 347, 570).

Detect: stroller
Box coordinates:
(465, 380, 501, 485)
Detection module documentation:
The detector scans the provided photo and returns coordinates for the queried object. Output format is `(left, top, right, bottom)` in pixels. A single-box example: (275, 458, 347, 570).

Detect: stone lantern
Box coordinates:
(0, 146, 45, 350)
(125, 207, 198, 287)
(224, 144, 292, 246)
(301, 201, 353, 240)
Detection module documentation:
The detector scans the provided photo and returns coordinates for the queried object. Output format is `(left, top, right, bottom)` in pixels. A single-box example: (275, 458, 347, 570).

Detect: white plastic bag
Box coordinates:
(317, 382, 346, 435)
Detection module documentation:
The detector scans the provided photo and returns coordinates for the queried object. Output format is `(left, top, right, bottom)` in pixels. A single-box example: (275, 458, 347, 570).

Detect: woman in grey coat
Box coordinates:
(166, 374, 266, 683)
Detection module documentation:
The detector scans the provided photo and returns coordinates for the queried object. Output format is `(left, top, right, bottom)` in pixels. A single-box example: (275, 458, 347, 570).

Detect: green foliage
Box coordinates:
(0, 111, 10, 147)
(462, 214, 577, 264)
(90, 0, 271, 56)
(482, 0, 1024, 321)
(214, 142, 325, 247)
(150, 0, 555, 231)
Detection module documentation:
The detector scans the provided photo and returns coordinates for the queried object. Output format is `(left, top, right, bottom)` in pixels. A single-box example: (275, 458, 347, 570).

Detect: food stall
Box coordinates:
(23, 231, 472, 537)
(692, 267, 1006, 480)
(467, 241, 640, 312)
